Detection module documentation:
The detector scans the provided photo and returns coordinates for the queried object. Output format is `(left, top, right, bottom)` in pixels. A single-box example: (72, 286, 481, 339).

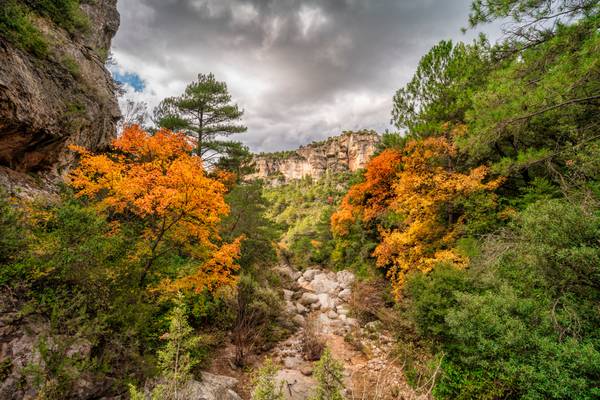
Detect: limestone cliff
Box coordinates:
(248, 131, 380, 184)
(0, 0, 120, 195)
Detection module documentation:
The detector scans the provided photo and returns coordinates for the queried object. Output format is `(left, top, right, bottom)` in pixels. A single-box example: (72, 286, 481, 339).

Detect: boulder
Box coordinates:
(317, 293, 335, 311)
(292, 314, 305, 326)
(299, 293, 319, 306)
(283, 289, 294, 301)
(284, 356, 303, 369)
(311, 273, 339, 294)
(285, 301, 297, 314)
(179, 373, 242, 400)
(275, 264, 302, 281)
(300, 365, 314, 376)
(336, 270, 355, 289)
(295, 303, 308, 314)
(275, 369, 316, 400)
(302, 268, 320, 281)
(338, 288, 352, 302)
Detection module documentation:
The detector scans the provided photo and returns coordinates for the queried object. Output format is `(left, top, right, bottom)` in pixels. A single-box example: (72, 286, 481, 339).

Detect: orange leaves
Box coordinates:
(331, 149, 402, 236)
(159, 236, 243, 294)
(69, 125, 239, 290)
(332, 135, 501, 297)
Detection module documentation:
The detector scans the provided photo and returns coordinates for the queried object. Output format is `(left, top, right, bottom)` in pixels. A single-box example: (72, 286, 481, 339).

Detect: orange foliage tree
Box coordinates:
(70, 125, 241, 290)
(332, 135, 502, 296)
(331, 149, 403, 235)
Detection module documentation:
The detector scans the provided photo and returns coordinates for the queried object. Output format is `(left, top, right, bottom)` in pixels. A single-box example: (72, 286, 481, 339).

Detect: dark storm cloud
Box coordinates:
(111, 0, 499, 152)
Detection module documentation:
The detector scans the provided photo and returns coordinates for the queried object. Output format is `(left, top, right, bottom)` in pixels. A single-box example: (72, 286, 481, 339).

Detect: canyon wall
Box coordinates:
(0, 0, 121, 195)
(248, 131, 380, 184)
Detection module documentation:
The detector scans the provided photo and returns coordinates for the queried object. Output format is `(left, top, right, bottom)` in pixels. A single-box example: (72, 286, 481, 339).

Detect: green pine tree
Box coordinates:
(153, 73, 247, 162)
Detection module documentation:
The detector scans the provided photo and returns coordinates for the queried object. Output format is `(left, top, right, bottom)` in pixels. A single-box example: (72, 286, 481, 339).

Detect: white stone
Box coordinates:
(338, 288, 352, 302)
(317, 293, 335, 311)
(299, 292, 319, 305)
(302, 268, 320, 281)
(327, 310, 338, 319)
(311, 273, 339, 294)
(283, 289, 294, 301)
(336, 270, 355, 288)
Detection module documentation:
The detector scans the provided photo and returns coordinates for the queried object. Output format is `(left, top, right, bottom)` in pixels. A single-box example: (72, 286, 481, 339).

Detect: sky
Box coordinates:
(110, 0, 500, 153)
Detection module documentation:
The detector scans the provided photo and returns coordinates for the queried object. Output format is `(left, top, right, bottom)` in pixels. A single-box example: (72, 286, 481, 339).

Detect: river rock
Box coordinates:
(299, 293, 319, 306)
(317, 293, 335, 311)
(312, 273, 339, 294)
(336, 270, 355, 289)
(338, 288, 352, 301)
(292, 314, 305, 326)
(302, 269, 320, 281)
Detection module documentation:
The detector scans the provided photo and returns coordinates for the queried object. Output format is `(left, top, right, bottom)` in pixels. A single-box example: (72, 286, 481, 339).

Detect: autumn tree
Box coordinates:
(332, 133, 502, 295)
(70, 125, 241, 289)
(153, 73, 247, 162)
(331, 149, 402, 236)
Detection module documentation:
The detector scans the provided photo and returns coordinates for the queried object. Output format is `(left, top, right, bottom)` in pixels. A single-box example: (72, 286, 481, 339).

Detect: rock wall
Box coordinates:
(0, 0, 120, 188)
(248, 131, 380, 184)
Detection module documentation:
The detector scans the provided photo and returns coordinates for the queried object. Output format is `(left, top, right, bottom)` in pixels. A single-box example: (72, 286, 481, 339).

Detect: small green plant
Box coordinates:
(0, 1, 49, 57)
(129, 293, 200, 400)
(251, 359, 284, 400)
(311, 347, 345, 400)
(62, 55, 80, 78)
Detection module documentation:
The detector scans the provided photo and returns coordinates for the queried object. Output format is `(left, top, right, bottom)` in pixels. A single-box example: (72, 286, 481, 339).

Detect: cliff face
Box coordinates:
(249, 131, 380, 183)
(0, 0, 120, 193)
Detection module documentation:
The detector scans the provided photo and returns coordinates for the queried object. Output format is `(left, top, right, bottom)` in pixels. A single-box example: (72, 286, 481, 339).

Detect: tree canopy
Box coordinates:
(153, 73, 247, 162)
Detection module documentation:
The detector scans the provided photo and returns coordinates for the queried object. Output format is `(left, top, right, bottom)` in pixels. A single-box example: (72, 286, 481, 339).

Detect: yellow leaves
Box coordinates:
(333, 134, 502, 297)
(69, 125, 236, 291)
(331, 149, 402, 236)
(159, 236, 244, 294)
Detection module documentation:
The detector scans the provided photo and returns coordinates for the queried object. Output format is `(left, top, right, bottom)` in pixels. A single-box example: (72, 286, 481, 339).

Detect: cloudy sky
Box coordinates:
(111, 0, 499, 153)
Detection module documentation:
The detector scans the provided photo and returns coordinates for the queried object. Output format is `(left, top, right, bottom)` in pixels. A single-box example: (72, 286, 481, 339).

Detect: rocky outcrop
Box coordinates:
(0, 0, 121, 187)
(248, 131, 379, 184)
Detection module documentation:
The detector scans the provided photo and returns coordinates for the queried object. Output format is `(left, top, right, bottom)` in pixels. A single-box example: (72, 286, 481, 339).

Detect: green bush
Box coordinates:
(311, 347, 345, 400)
(405, 199, 600, 399)
(0, 1, 49, 57)
(0, 0, 90, 58)
(252, 359, 284, 400)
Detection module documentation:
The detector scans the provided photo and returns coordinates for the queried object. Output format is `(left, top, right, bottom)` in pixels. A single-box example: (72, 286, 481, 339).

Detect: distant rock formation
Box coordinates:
(0, 0, 121, 195)
(248, 131, 380, 184)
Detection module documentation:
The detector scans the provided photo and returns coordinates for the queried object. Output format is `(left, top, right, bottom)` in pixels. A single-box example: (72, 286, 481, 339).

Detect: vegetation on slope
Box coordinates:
(329, 1, 600, 398)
